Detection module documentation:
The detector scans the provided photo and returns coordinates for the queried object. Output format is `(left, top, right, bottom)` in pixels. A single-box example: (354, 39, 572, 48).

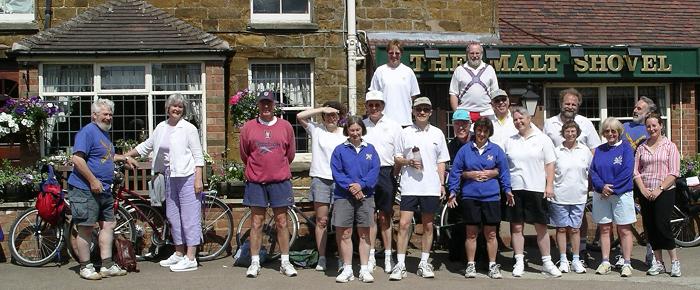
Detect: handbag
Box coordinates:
(113, 236, 139, 272)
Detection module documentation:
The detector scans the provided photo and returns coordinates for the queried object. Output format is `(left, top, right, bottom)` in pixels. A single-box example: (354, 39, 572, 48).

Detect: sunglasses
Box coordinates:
(492, 97, 508, 103)
(414, 107, 432, 113)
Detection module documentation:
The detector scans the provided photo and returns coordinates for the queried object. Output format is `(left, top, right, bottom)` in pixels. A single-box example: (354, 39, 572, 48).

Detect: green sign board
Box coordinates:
(374, 46, 700, 79)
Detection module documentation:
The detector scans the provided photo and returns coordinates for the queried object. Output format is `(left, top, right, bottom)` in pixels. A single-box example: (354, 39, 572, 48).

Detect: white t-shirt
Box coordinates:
(369, 63, 420, 126)
(395, 124, 450, 196)
(306, 121, 346, 180)
(544, 114, 602, 150)
(448, 62, 498, 114)
(363, 115, 402, 167)
(504, 130, 556, 192)
(553, 143, 592, 205)
(488, 112, 540, 149)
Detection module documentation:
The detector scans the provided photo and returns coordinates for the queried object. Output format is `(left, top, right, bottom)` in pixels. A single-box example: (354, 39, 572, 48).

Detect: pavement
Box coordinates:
(0, 242, 699, 290)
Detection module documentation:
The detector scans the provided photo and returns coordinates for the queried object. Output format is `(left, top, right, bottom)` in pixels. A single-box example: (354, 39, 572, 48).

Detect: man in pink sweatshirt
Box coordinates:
(239, 90, 297, 278)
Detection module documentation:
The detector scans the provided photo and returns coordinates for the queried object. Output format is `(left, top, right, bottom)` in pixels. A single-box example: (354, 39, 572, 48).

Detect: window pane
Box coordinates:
(100, 66, 145, 90)
(252, 0, 279, 13)
(283, 110, 309, 153)
(546, 87, 599, 119)
(606, 86, 635, 118)
(152, 94, 203, 131)
(43, 64, 93, 92)
(281, 63, 311, 107)
(250, 63, 279, 94)
(282, 0, 308, 13)
(107, 95, 149, 144)
(152, 63, 201, 91)
(638, 86, 666, 117)
(43, 95, 94, 154)
(1, 0, 33, 14)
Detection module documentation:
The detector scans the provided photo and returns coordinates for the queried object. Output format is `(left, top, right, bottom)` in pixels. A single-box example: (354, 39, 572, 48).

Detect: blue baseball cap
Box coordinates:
(256, 90, 276, 103)
(452, 109, 470, 121)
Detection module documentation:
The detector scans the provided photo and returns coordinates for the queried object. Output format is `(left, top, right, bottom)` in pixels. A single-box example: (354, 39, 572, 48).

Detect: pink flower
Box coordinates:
(229, 94, 241, 105)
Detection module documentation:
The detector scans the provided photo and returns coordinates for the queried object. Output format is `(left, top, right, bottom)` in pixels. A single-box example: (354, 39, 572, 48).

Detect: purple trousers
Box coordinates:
(165, 168, 202, 246)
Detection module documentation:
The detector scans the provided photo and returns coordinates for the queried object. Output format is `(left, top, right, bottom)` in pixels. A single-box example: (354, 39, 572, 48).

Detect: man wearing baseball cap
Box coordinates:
(362, 90, 403, 273)
(448, 110, 472, 161)
(391, 97, 450, 280)
(239, 90, 298, 278)
(488, 89, 540, 149)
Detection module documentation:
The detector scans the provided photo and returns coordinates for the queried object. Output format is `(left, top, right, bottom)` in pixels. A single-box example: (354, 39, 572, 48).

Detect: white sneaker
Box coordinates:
(558, 260, 570, 273)
(335, 270, 354, 283)
(488, 264, 503, 279)
(512, 261, 524, 277)
(246, 261, 261, 278)
(358, 270, 374, 283)
(280, 261, 298, 277)
(614, 255, 625, 269)
(315, 257, 326, 271)
(159, 254, 184, 267)
(384, 257, 393, 274)
(670, 260, 682, 277)
(620, 264, 633, 277)
(571, 260, 587, 273)
(99, 264, 127, 278)
(79, 264, 102, 280)
(417, 262, 435, 278)
(368, 256, 376, 272)
(389, 264, 407, 281)
(169, 257, 197, 272)
(646, 261, 665, 276)
(464, 263, 477, 278)
(542, 261, 562, 277)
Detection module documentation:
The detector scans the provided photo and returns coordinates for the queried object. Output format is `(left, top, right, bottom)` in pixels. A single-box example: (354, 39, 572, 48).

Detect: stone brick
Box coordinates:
(372, 20, 387, 30)
(148, 0, 181, 8)
(52, 7, 78, 21)
(390, 8, 422, 19)
(385, 19, 412, 30)
(235, 34, 266, 47)
(174, 8, 208, 19)
(266, 35, 303, 47)
(202, 19, 219, 31)
(326, 56, 346, 70)
(362, 0, 381, 8)
(428, 1, 448, 9)
(63, 0, 89, 7)
(200, 0, 225, 7)
(365, 8, 389, 19)
(207, 9, 239, 20)
(302, 34, 326, 46)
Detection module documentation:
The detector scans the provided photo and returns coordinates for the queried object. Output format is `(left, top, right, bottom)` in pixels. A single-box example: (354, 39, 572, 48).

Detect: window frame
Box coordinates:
(250, 0, 311, 24)
(0, 0, 35, 23)
(543, 83, 672, 138)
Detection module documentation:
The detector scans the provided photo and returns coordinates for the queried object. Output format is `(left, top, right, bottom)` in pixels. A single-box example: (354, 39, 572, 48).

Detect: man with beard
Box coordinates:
(622, 96, 656, 150)
(543, 88, 601, 150)
(449, 41, 499, 122)
(369, 39, 421, 127)
(68, 98, 136, 280)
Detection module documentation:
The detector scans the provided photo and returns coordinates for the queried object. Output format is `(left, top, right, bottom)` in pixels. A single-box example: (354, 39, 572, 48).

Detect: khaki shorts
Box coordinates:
(332, 197, 375, 228)
(67, 186, 115, 226)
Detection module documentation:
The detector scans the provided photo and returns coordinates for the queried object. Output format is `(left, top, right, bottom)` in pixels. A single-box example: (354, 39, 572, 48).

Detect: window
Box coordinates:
(40, 62, 204, 154)
(0, 0, 34, 22)
(251, 0, 310, 23)
(250, 60, 313, 153)
(544, 84, 670, 137)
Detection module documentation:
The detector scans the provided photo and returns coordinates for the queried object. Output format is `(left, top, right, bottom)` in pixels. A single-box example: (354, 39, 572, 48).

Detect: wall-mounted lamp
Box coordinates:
(485, 47, 501, 60)
(424, 47, 440, 60)
(570, 47, 585, 58)
(627, 46, 642, 57)
(521, 82, 541, 116)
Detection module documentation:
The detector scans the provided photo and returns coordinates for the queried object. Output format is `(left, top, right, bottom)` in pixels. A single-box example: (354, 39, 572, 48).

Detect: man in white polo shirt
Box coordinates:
(362, 90, 403, 273)
(449, 41, 499, 122)
(543, 88, 601, 150)
(390, 97, 450, 280)
(369, 39, 421, 127)
(489, 89, 540, 149)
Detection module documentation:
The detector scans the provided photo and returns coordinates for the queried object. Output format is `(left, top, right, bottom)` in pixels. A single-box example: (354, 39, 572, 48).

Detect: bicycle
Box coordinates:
(111, 166, 235, 261)
(9, 168, 136, 266)
(669, 180, 700, 247)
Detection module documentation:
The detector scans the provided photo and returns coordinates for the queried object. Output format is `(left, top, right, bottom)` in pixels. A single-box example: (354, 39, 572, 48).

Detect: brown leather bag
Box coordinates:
(113, 236, 139, 272)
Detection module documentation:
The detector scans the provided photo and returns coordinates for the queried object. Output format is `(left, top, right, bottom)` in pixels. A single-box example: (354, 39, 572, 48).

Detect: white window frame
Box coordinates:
(248, 59, 314, 160)
(38, 61, 207, 154)
(250, 0, 311, 24)
(0, 0, 34, 23)
(543, 83, 672, 138)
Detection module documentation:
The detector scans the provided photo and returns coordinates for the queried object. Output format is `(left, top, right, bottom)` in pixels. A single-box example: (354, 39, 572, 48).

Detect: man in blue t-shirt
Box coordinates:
(68, 98, 135, 280)
(622, 96, 656, 150)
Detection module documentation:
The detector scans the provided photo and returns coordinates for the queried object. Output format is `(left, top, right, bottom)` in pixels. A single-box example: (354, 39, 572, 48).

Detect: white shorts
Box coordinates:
(592, 191, 637, 225)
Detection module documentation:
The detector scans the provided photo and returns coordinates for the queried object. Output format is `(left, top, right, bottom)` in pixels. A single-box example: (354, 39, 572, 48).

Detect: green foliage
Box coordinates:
(229, 89, 282, 128)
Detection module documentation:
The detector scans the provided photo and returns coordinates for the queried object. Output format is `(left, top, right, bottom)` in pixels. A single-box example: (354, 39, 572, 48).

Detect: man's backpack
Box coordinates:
(113, 236, 139, 272)
(35, 165, 65, 225)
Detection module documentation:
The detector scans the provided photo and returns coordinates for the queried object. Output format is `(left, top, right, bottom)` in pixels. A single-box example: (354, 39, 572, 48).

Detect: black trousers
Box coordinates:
(639, 188, 676, 251)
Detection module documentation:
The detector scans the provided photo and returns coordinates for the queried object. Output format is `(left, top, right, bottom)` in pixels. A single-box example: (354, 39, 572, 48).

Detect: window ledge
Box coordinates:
(247, 22, 319, 31)
(0, 22, 39, 32)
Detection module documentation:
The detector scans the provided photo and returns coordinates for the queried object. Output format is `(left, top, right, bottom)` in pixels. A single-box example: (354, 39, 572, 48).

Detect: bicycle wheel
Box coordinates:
(671, 205, 700, 247)
(9, 208, 65, 266)
(198, 195, 235, 261)
(127, 202, 166, 261)
(236, 207, 298, 261)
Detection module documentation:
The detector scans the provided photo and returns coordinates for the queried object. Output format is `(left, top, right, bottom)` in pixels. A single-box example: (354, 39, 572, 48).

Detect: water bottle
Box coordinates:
(412, 146, 423, 171)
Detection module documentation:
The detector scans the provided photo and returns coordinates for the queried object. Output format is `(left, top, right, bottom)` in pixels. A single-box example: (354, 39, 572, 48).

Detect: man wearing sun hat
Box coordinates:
(239, 90, 298, 278)
(488, 89, 541, 149)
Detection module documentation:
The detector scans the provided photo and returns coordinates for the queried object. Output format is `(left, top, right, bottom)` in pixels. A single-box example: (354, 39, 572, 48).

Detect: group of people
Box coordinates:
(63, 39, 682, 283)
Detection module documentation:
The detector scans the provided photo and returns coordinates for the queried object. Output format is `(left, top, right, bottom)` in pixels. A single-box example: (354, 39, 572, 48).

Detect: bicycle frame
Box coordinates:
(113, 184, 167, 247)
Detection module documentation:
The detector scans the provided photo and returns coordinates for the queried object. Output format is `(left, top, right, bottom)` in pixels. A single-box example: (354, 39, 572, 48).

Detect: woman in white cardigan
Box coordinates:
(124, 93, 204, 272)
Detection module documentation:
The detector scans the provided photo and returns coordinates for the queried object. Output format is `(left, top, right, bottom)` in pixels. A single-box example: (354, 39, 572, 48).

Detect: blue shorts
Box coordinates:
(548, 203, 585, 228)
(400, 195, 440, 214)
(243, 180, 294, 209)
(592, 191, 637, 225)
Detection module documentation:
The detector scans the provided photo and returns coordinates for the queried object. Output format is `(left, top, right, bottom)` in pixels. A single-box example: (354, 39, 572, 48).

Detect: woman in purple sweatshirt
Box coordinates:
(589, 117, 636, 277)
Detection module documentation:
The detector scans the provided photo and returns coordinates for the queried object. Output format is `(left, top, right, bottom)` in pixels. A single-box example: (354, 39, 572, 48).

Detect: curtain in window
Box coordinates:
(101, 66, 145, 90)
(282, 64, 311, 107)
(2, 0, 33, 13)
(152, 64, 201, 91)
(43, 65, 93, 93)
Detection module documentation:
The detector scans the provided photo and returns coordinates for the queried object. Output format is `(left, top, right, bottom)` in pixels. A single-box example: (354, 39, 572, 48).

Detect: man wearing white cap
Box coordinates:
(391, 97, 450, 280)
(362, 90, 403, 273)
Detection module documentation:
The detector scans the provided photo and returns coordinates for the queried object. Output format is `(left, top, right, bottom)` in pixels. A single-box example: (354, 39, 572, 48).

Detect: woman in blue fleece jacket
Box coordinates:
(447, 117, 511, 279)
(589, 117, 636, 276)
(330, 115, 380, 283)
